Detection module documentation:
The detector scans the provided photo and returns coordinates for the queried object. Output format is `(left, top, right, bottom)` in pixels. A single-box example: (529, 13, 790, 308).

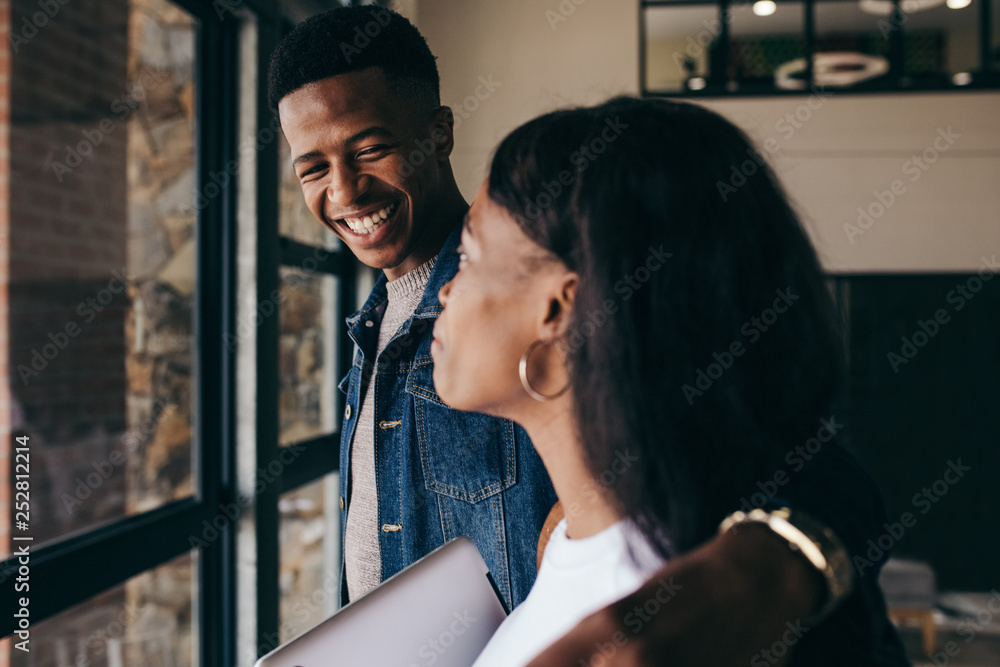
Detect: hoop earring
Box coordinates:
(519, 340, 570, 402)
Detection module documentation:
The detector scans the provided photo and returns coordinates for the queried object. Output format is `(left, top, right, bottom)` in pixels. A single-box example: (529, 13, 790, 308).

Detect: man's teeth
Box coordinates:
(344, 203, 396, 234)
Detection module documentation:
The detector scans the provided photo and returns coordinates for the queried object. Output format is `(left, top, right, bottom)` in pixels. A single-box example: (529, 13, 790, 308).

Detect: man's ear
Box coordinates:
(538, 272, 579, 340)
(430, 106, 456, 161)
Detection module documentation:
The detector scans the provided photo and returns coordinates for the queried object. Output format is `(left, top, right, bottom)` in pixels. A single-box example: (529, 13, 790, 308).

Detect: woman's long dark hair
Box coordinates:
(489, 97, 844, 554)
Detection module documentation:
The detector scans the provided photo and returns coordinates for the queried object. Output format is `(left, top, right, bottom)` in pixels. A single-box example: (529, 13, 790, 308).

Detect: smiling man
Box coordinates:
(269, 7, 557, 610)
(268, 7, 906, 666)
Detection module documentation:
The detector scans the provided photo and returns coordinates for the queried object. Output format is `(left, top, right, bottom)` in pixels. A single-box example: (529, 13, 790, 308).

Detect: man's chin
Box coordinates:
(351, 244, 408, 271)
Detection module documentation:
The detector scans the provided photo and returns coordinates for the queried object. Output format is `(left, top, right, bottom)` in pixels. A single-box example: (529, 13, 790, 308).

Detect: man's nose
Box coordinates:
(326, 165, 371, 208)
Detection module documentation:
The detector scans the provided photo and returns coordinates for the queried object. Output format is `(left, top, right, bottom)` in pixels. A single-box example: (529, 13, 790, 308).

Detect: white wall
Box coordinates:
(397, 0, 640, 197)
(401, 0, 1000, 273)
(699, 92, 1000, 273)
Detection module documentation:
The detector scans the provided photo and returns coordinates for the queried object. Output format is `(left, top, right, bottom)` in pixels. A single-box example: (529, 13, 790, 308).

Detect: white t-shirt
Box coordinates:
(472, 518, 666, 667)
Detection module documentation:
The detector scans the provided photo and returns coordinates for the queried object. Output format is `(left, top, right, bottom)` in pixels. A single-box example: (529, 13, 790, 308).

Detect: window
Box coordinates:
(6, 552, 198, 667)
(1, 0, 242, 664)
(278, 473, 340, 643)
(642, 0, 1000, 95)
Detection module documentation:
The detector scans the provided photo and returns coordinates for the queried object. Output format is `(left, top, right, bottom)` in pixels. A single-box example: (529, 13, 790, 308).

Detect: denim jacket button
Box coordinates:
(339, 496, 345, 511)
(365, 320, 374, 328)
(344, 404, 353, 420)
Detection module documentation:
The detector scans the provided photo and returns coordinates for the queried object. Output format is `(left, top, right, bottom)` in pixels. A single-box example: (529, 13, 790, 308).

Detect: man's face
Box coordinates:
(278, 67, 451, 271)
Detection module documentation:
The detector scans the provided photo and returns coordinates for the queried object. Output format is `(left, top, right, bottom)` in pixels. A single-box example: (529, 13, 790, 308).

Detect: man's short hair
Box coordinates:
(267, 6, 440, 116)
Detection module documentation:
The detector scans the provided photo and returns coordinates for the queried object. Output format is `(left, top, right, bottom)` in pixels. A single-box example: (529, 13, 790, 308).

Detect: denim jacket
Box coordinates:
(337, 224, 557, 611)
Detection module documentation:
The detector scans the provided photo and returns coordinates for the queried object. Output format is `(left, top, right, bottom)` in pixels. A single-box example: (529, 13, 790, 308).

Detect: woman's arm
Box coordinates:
(526, 523, 820, 666)
(528, 444, 910, 666)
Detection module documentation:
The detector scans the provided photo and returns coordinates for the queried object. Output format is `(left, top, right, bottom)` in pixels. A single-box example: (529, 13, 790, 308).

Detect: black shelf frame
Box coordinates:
(641, 0, 1000, 97)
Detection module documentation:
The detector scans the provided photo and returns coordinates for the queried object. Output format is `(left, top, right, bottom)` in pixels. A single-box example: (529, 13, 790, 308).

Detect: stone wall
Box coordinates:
(4, 0, 196, 663)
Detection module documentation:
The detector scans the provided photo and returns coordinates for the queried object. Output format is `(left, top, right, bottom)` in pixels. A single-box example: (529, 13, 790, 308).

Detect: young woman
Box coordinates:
(429, 97, 881, 666)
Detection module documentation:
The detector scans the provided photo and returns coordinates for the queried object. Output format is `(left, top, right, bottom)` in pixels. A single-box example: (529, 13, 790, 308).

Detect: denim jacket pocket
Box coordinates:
(405, 357, 517, 503)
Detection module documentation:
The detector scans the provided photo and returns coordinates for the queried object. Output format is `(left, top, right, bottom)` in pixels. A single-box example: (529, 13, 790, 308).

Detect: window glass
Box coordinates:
(644, 5, 721, 92)
(813, 1, 897, 89)
(994, 0, 1000, 71)
(730, 1, 807, 91)
(278, 267, 339, 446)
(3, 0, 198, 555)
(278, 473, 340, 642)
(903, 0, 981, 83)
(6, 551, 197, 667)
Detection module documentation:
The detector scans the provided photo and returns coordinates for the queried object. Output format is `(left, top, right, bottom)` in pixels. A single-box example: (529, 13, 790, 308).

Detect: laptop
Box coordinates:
(254, 537, 508, 667)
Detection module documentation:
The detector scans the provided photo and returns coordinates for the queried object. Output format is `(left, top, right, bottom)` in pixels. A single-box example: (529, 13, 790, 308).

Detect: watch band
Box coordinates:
(719, 507, 854, 624)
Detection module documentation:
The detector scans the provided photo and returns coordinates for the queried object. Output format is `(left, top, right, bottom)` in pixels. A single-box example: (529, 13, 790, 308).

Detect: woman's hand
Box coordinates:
(526, 524, 824, 666)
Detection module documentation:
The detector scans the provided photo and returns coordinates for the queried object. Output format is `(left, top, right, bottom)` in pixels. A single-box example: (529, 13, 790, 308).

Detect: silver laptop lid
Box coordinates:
(254, 537, 507, 667)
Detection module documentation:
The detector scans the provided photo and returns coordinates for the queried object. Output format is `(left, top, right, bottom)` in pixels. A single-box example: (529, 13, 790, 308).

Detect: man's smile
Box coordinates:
(326, 198, 405, 247)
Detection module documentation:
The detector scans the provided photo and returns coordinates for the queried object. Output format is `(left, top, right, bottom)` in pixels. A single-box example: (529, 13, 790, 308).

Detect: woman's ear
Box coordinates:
(430, 106, 456, 161)
(539, 272, 578, 340)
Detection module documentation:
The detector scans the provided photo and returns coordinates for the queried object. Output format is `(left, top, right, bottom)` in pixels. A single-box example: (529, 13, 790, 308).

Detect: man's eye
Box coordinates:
(357, 145, 389, 159)
(299, 164, 325, 179)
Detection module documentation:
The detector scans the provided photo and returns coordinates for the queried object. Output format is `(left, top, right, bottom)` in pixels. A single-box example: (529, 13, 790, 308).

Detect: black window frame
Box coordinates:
(246, 4, 359, 661)
(1, 1, 242, 665)
(641, 0, 999, 97)
(0, 0, 363, 664)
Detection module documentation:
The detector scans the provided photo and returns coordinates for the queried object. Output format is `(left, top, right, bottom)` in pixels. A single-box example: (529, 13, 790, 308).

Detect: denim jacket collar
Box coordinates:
(345, 222, 462, 333)
(413, 223, 462, 319)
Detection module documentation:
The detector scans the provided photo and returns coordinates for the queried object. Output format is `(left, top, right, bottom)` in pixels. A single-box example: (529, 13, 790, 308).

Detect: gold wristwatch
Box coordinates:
(719, 507, 854, 623)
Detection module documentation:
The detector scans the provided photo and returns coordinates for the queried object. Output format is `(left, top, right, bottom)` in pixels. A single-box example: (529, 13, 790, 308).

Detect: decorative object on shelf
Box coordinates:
(775, 52, 890, 89)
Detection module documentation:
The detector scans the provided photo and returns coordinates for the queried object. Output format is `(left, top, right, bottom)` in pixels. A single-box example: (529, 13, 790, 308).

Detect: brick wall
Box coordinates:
(8, 0, 130, 547)
(1, 0, 11, 665)
(3, 0, 197, 662)
(4, 1, 130, 665)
